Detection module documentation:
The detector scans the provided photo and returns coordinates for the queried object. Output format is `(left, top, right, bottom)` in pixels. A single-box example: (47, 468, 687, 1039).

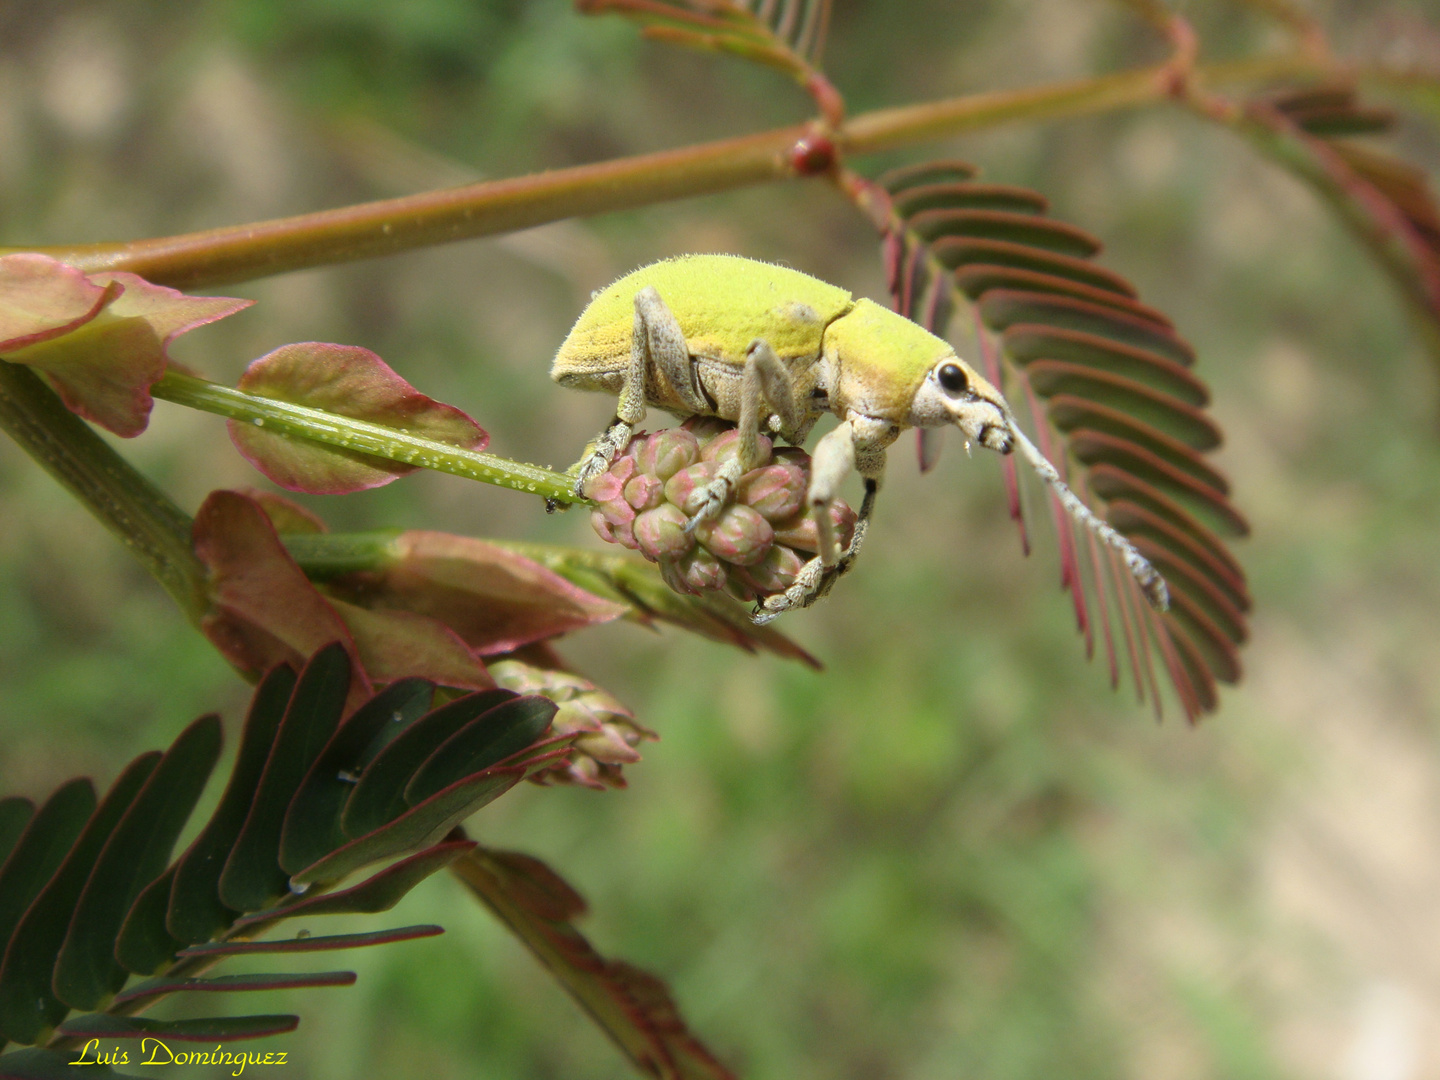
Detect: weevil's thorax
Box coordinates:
(822, 299, 949, 424)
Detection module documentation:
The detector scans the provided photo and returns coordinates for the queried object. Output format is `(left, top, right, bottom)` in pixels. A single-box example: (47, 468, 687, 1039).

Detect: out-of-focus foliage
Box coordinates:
(2, 2, 1440, 1079)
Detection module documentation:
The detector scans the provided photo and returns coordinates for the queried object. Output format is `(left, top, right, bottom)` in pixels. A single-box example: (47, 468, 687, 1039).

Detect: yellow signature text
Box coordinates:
(69, 1038, 288, 1076)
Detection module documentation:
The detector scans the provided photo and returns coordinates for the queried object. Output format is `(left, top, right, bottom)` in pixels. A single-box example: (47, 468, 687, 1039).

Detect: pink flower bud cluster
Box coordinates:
(490, 656, 656, 790)
(583, 417, 856, 603)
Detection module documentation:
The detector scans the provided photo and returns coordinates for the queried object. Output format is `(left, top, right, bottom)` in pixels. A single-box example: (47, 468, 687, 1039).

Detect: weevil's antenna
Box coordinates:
(1003, 411, 1170, 612)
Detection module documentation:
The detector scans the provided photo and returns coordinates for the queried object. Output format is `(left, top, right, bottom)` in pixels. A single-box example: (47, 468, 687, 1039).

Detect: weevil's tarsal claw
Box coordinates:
(1004, 412, 1170, 612)
(573, 420, 633, 497)
(751, 480, 876, 623)
(682, 475, 733, 533)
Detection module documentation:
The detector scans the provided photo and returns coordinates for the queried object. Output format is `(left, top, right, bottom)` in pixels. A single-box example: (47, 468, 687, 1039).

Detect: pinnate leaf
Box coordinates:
(0, 764, 154, 1045)
(1242, 84, 1440, 368)
(219, 644, 352, 913)
(865, 159, 1251, 719)
(454, 846, 737, 1080)
(167, 663, 296, 945)
(53, 715, 222, 1010)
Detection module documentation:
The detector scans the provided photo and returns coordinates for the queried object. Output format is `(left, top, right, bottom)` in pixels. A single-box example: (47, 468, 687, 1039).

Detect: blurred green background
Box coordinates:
(3, 1, 1440, 1077)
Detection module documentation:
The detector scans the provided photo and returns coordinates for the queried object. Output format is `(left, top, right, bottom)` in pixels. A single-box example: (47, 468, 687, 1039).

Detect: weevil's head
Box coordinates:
(825, 299, 1014, 453)
(906, 355, 1013, 454)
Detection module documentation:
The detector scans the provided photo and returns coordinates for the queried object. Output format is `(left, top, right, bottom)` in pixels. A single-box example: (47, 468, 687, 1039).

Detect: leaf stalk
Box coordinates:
(152, 371, 585, 505)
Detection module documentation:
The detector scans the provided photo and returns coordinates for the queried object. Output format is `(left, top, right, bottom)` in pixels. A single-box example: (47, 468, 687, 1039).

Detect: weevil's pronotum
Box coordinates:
(552, 254, 1168, 620)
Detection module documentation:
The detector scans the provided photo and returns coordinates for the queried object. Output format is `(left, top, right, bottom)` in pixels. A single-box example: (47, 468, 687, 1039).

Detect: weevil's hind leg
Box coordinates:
(687, 338, 802, 528)
(572, 286, 699, 495)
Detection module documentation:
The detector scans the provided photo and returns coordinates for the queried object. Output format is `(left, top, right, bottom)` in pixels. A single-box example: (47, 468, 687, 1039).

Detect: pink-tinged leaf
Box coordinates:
(328, 598, 494, 691)
(6, 312, 163, 437)
(87, 271, 251, 343)
(244, 488, 329, 535)
(0, 254, 116, 350)
(0, 257, 250, 437)
(330, 531, 627, 655)
(192, 490, 372, 706)
(454, 846, 737, 1080)
(228, 343, 487, 494)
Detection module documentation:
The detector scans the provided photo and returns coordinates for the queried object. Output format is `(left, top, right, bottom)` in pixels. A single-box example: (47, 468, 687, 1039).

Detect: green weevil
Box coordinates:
(552, 253, 1168, 620)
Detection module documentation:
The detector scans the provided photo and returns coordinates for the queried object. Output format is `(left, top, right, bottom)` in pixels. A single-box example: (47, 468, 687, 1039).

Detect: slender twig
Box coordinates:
(152, 371, 585, 505)
(0, 363, 207, 621)
(11, 55, 1329, 292)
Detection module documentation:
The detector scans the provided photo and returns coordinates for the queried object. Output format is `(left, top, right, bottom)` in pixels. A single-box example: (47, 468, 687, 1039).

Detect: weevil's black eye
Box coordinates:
(937, 363, 969, 395)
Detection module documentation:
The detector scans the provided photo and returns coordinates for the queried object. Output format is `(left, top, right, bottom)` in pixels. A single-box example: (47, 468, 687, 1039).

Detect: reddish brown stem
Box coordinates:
(15, 55, 1329, 292)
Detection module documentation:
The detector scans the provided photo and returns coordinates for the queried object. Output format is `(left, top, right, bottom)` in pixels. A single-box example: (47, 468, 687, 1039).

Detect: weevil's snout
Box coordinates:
(910, 357, 1013, 454)
(978, 422, 1014, 455)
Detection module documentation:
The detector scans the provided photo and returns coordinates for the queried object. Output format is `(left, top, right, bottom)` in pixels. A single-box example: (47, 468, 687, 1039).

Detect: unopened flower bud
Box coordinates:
(695, 504, 773, 566)
(663, 461, 717, 516)
(701, 428, 772, 470)
(489, 655, 655, 790)
(657, 556, 695, 596)
(724, 564, 758, 602)
(586, 423, 855, 608)
(573, 723, 644, 765)
(634, 503, 693, 562)
(636, 427, 701, 480)
(679, 545, 726, 593)
(624, 472, 665, 512)
(735, 463, 806, 522)
(741, 542, 807, 593)
(771, 501, 856, 554)
(591, 498, 638, 549)
(583, 470, 624, 505)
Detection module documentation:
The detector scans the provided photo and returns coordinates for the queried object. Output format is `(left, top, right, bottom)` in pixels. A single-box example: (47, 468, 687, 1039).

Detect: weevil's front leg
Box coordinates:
(752, 418, 889, 623)
(752, 478, 878, 624)
(686, 338, 802, 528)
(572, 286, 700, 495)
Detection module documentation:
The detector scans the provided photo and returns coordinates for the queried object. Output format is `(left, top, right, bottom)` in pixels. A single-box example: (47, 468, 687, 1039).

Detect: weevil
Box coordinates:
(552, 254, 1168, 620)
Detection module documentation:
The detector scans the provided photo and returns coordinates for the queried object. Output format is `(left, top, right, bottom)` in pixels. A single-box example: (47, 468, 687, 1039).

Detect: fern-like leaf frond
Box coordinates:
(849, 161, 1251, 720)
(1241, 83, 1440, 370)
(0, 645, 566, 1066)
(576, 0, 840, 123)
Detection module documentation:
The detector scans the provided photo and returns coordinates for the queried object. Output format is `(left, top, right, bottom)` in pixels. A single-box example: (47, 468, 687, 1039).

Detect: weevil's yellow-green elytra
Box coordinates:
(552, 253, 1169, 621)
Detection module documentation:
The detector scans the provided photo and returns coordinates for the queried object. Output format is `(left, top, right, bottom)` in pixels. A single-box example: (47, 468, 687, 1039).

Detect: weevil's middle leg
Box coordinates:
(572, 286, 700, 495)
(686, 337, 803, 528)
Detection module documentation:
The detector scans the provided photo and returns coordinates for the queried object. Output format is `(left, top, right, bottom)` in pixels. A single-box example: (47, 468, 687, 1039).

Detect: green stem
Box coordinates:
(281, 530, 403, 579)
(152, 371, 585, 505)
(0, 363, 207, 622)
(16, 54, 1328, 291)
